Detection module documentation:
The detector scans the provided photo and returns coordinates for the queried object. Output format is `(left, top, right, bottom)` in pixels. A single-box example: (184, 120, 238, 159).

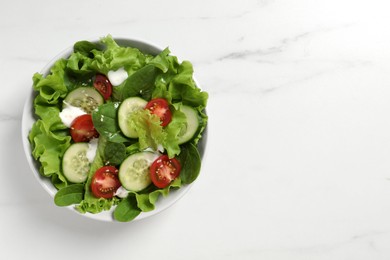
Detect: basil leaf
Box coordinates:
(54, 184, 84, 206)
(177, 143, 201, 184)
(92, 102, 129, 143)
(114, 195, 141, 222)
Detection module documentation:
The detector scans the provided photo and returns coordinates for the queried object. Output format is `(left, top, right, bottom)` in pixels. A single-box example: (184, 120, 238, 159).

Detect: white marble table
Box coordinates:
(2, 0, 390, 259)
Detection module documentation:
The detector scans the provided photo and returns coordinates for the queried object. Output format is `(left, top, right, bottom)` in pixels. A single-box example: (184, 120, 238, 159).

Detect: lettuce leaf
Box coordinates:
(169, 61, 208, 109)
(129, 107, 187, 158)
(130, 109, 165, 152)
(135, 178, 181, 212)
(90, 35, 152, 75)
(33, 59, 68, 105)
(30, 55, 72, 189)
(29, 119, 71, 188)
(163, 106, 187, 157)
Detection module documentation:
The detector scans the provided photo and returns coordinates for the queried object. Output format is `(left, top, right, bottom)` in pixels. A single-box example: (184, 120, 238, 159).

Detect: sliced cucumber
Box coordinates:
(64, 87, 104, 113)
(62, 143, 90, 183)
(119, 152, 159, 192)
(118, 97, 147, 138)
(177, 105, 200, 144)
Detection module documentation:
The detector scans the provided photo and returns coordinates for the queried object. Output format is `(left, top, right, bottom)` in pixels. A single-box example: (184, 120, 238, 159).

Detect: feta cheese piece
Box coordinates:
(114, 186, 130, 198)
(107, 67, 128, 86)
(59, 102, 87, 127)
(86, 138, 99, 163)
(157, 144, 165, 153)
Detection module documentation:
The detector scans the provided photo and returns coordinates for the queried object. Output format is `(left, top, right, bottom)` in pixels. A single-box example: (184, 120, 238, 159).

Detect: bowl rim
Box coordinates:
(21, 36, 207, 222)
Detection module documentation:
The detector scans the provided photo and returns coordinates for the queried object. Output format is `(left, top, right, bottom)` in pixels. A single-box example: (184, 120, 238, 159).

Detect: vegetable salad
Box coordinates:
(29, 35, 208, 222)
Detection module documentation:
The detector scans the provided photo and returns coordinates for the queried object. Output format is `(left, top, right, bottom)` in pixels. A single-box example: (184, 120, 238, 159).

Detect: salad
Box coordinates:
(28, 35, 208, 222)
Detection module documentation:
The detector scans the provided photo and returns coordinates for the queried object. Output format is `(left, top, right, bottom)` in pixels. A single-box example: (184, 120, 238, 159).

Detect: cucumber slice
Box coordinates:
(62, 143, 90, 183)
(177, 105, 200, 144)
(118, 97, 147, 138)
(119, 152, 159, 192)
(64, 87, 104, 113)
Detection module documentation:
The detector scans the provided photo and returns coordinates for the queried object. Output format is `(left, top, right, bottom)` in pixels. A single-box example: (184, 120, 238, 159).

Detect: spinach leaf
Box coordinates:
(177, 143, 201, 184)
(113, 194, 141, 222)
(92, 102, 129, 143)
(63, 67, 94, 92)
(54, 184, 84, 206)
(119, 64, 158, 100)
(104, 142, 126, 165)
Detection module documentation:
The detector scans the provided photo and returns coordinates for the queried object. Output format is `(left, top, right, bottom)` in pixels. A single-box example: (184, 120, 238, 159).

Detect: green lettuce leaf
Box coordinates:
(169, 61, 208, 108)
(129, 109, 165, 152)
(73, 40, 100, 58)
(163, 106, 187, 158)
(135, 178, 181, 212)
(29, 119, 71, 188)
(128, 106, 187, 158)
(90, 35, 151, 75)
(152, 57, 208, 111)
(33, 59, 68, 105)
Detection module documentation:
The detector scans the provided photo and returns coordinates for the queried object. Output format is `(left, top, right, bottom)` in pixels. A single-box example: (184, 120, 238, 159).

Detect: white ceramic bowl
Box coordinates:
(21, 37, 207, 222)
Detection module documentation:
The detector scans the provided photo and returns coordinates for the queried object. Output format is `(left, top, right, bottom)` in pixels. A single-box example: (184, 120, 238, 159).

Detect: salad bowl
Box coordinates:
(21, 36, 207, 222)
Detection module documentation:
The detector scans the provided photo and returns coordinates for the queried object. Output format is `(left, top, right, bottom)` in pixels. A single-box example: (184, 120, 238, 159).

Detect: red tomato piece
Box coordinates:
(150, 155, 181, 188)
(91, 166, 121, 199)
(93, 74, 112, 100)
(145, 98, 172, 127)
(70, 114, 99, 142)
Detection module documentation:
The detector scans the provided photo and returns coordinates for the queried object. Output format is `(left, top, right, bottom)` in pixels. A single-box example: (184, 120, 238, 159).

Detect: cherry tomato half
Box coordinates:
(150, 155, 181, 188)
(70, 114, 99, 142)
(93, 74, 112, 100)
(145, 98, 172, 127)
(91, 166, 121, 199)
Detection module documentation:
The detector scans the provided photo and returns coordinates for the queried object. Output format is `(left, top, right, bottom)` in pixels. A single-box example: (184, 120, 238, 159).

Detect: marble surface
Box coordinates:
(2, 0, 390, 259)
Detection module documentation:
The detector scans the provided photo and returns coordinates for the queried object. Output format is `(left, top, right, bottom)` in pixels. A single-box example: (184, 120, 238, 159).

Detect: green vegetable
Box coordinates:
(113, 195, 141, 222)
(29, 119, 71, 189)
(62, 143, 90, 184)
(176, 105, 200, 144)
(118, 64, 158, 101)
(177, 143, 202, 184)
(92, 102, 129, 143)
(162, 107, 187, 157)
(54, 184, 84, 206)
(129, 109, 165, 152)
(73, 40, 100, 58)
(118, 152, 158, 192)
(104, 142, 127, 165)
(32, 59, 68, 105)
